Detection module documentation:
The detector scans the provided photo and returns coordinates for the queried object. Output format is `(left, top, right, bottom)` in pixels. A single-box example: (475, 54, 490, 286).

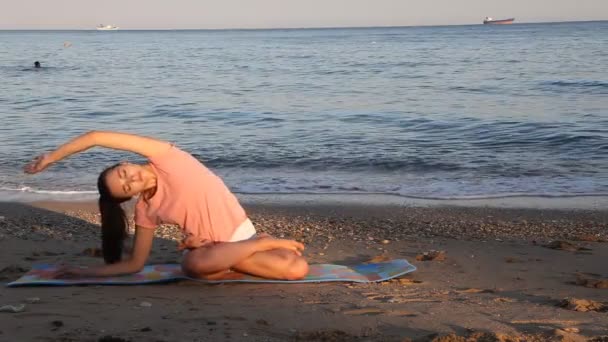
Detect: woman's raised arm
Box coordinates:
(24, 131, 171, 174)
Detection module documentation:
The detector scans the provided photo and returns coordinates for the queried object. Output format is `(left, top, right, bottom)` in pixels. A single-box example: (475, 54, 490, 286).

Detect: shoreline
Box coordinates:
(239, 193, 608, 210)
(2, 192, 608, 210)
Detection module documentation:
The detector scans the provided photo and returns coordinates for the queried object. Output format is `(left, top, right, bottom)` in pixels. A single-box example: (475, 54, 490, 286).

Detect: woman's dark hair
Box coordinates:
(97, 164, 131, 264)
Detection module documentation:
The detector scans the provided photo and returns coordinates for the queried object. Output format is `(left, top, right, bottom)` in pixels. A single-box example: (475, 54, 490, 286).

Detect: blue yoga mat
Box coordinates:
(6, 259, 416, 287)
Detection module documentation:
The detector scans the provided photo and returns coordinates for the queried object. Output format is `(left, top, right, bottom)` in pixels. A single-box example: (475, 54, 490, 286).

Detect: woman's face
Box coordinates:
(104, 162, 155, 198)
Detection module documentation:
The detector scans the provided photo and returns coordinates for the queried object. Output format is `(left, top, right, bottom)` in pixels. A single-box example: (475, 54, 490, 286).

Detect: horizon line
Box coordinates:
(0, 19, 606, 31)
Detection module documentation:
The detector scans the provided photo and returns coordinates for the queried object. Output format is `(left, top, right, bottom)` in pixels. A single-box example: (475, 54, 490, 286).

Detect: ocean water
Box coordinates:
(1, 22, 607, 202)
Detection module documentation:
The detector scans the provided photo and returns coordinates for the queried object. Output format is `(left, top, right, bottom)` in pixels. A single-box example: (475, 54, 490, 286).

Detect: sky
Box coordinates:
(0, 0, 606, 29)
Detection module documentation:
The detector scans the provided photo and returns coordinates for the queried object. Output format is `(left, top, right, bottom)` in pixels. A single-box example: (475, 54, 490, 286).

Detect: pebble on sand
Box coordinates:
(416, 250, 447, 261)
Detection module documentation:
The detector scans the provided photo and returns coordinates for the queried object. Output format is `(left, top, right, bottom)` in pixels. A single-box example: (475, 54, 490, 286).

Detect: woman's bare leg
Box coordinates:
(232, 248, 309, 280)
(182, 247, 309, 280)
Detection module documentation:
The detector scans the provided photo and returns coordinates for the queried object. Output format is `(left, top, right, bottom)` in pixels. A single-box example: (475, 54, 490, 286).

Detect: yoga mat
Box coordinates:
(6, 259, 416, 287)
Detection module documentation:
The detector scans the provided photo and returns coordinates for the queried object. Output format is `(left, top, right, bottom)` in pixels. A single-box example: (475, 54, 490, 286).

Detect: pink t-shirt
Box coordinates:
(134, 146, 247, 242)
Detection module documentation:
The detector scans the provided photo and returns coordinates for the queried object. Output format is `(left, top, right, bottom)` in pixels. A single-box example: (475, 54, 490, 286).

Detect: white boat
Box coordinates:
(96, 24, 119, 31)
(483, 17, 515, 25)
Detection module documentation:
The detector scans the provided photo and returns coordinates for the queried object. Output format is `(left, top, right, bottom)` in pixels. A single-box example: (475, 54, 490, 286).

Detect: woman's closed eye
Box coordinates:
(119, 169, 130, 193)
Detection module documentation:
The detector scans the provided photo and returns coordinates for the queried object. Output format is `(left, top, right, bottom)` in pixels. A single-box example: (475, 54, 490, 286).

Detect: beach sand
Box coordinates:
(1, 199, 607, 341)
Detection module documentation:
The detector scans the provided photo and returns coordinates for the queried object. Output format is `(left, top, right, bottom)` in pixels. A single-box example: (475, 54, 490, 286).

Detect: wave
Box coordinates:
(545, 80, 608, 88)
(235, 187, 608, 200)
(200, 155, 466, 172)
(0, 187, 97, 195)
(387, 192, 608, 200)
(540, 80, 608, 94)
(2, 186, 607, 202)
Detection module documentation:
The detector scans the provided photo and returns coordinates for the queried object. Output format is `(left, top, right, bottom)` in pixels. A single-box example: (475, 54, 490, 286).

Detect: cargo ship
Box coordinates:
(483, 17, 515, 25)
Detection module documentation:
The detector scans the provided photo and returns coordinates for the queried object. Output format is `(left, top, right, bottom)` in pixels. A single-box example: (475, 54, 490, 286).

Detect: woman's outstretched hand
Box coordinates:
(51, 265, 89, 279)
(24, 153, 53, 174)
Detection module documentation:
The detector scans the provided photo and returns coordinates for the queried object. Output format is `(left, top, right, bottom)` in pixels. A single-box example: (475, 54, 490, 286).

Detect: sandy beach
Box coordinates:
(1, 198, 607, 341)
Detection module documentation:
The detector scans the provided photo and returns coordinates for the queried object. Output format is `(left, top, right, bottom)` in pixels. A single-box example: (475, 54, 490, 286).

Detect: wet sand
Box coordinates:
(0, 199, 607, 341)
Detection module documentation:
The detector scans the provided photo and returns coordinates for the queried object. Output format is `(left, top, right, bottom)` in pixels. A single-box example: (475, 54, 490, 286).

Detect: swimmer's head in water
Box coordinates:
(34, 61, 41, 68)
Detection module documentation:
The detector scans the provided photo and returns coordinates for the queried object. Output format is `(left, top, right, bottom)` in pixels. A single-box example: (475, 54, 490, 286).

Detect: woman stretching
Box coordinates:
(24, 131, 309, 280)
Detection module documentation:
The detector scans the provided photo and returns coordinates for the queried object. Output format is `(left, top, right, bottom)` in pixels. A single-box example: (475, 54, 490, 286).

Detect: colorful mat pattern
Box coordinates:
(6, 259, 416, 287)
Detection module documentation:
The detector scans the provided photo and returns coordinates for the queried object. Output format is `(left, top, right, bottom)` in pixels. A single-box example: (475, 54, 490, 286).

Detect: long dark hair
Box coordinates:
(97, 164, 131, 264)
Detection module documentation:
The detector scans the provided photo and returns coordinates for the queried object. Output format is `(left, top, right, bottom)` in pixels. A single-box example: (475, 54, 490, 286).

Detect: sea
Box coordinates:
(0, 21, 607, 204)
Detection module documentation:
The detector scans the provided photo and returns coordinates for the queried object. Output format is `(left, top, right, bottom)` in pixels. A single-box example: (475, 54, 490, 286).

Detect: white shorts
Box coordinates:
(181, 219, 257, 256)
(229, 218, 257, 242)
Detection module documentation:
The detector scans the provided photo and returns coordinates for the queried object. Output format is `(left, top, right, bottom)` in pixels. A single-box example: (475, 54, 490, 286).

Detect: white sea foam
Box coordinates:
(0, 187, 98, 202)
(2, 185, 607, 209)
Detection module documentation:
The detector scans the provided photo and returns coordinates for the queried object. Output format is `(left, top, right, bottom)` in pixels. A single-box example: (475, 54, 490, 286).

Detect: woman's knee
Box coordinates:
(181, 250, 216, 278)
(182, 258, 229, 279)
(181, 256, 204, 277)
(271, 249, 309, 280)
(284, 256, 309, 280)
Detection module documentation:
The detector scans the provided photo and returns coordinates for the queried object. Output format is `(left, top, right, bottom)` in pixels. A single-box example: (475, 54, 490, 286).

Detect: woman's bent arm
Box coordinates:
(58, 226, 155, 278)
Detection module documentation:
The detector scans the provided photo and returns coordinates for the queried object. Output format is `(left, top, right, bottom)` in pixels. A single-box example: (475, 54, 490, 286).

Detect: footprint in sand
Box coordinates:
(0, 265, 28, 281)
(392, 278, 423, 285)
(504, 256, 524, 263)
(543, 240, 592, 253)
(342, 307, 417, 317)
(416, 250, 446, 261)
(454, 288, 496, 294)
(574, 273, 608, 289)
(296, 330, 359, 341)
(558, 297, 607, 312)
(342, 307, 385, 316)
(572, 234, 607, 243)
(366, 255, 391, 263)
(493, 297, 516, 303)
(98, 336, 131, 342)
(430, 330, 588, 342)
